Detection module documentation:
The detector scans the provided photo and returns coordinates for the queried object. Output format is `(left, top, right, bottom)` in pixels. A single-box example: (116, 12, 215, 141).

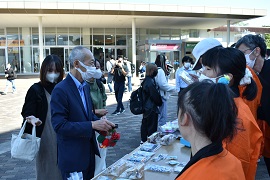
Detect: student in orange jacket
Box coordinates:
(176, 81, 245, 180)
(199, 47, 263, 180)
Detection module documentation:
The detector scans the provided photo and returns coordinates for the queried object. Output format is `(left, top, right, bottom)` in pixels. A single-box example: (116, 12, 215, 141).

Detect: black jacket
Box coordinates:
(5, 68, 16, 80)
(142, 76, 162, 117)
(21, 82, 47, 137)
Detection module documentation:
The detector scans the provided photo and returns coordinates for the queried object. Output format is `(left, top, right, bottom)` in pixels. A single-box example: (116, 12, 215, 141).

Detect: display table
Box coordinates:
(92, 140, 191, 180)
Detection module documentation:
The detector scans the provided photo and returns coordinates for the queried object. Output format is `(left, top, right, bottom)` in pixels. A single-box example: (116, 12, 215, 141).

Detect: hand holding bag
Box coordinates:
(11, 120, 41, 161)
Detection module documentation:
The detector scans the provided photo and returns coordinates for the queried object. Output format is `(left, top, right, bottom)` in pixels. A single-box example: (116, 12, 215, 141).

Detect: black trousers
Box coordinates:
(141, 111, 158, 142)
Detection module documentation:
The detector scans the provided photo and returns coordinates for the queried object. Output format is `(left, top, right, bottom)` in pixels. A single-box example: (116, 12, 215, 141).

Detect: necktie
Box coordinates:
(78, 84, 88, 115)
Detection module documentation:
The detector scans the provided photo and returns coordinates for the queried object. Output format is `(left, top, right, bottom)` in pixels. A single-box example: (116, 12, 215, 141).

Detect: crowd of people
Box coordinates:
(15, 33, 269, 180)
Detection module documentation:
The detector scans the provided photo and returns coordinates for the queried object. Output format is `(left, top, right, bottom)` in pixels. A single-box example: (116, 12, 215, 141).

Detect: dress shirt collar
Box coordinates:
(69, 72, 87, 90)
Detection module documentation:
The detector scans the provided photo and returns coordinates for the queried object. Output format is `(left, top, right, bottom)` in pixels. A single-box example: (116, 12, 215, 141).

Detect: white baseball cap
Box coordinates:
(192, 38, 222, 70)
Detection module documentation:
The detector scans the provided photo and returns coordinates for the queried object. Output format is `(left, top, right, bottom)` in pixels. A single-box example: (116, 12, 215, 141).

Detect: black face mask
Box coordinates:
(151, 70, 158, 77)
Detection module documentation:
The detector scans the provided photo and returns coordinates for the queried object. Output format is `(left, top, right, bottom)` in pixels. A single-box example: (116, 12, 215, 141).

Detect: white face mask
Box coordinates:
(245, 48, 257, 68)
(198, 73, 217, 83)
(46, 72, 60, 83)
(76, 61, 103, 81)
(184, 62, 191, 69)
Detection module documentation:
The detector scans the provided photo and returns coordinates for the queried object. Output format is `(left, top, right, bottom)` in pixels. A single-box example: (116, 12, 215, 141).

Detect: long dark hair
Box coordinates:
(40, 55, 64, 87)
(202, 47, 257, 101)
(177, 81, 238, 143)
(155, 54, 169, 75)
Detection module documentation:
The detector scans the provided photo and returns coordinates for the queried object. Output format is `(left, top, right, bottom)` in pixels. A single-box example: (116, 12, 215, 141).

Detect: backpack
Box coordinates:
(129, 84, 144, 115)
(130, 63, 135, 74)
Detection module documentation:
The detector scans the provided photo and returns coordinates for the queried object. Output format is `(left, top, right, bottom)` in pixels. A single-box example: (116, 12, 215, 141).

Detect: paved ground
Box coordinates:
(0, 76, 268, 179)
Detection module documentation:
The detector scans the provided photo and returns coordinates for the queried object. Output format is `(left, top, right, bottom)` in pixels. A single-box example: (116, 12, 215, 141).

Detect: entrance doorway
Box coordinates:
(50, 47, 64, 68)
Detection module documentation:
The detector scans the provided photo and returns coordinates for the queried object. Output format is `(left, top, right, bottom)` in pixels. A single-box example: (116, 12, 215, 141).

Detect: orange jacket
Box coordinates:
(224, 98, 263, 180)
(176, 149, 245, 180)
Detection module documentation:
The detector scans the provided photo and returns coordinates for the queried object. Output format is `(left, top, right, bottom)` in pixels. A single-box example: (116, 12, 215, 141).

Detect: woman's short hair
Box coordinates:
(40, 55, 64, 87)
(146, 63, 157, 76)
(177, 81, 238, 143)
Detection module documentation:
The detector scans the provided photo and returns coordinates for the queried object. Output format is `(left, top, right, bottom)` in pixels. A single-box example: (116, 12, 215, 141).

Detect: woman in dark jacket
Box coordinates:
(141, 63, 162, 143)
(21, 55, 64, 180)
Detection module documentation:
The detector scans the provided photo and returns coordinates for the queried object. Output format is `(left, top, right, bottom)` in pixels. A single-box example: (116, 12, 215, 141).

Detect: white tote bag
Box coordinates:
(11, 120, 41, 161)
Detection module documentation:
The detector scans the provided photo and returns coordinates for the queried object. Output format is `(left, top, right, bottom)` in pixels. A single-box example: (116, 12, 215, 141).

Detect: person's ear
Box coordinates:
(254, 47, 261, 57)
(74, 60, 80, 68)
(179, 113, 189, 126)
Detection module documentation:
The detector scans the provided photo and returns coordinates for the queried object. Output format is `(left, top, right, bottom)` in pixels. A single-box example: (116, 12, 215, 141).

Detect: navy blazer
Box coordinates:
(51, 74, 100, 172)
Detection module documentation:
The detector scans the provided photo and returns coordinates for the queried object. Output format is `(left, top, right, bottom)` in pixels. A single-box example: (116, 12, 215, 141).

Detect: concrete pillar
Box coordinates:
(82, 28, 91, 45)
(227, 20, 230, 47)
(132, 18, 136, 77)
(38, 16, 44, 67)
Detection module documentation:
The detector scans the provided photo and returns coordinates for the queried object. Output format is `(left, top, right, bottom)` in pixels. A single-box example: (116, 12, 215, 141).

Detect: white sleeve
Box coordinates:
(155, 69, 175, 92)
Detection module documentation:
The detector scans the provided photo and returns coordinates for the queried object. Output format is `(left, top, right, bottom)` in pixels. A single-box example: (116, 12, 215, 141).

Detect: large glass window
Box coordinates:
(0, 29, 6, 47)
(7, 28, 19, 47)
(149, 29, 160, 40)
(93, 47, 104, 70)
(93, 28, 104, 45)
(7, 47, 19, 71)
(116, 35, 126, 45)
(105, 28, 115, 45)
(31, 28, 39, 45)
(189, 29, 199, 38)
(69, 28, 81, 46)
(138, 28, 148, 42)
(0, 49, 6, 73)
(57, 28, 68, 45)
(160, 29, 170, 40)
(33, 47, 40, 72)
(171, 29, 181, 40)
(45, 27, 56, 45)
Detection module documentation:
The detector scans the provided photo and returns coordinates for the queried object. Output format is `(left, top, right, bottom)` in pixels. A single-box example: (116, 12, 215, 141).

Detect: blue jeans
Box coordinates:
(158, 97, 167, 126)
(127, 76, 132, 92)
(114, 81, 125, 112)
(107, 73, 114, 93)
(4, 79, 16, 93)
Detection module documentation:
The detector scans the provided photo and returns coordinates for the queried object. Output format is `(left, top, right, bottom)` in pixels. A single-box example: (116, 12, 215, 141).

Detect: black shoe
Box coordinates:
(112, 110, 120, 115)
(120, 109, 125, 113)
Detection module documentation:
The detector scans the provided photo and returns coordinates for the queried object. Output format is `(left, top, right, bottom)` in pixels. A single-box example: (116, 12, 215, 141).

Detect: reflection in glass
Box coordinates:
(69, 28, 81, 45)
(105, 35, 115, 45)
(33, 47, 40, 72)
(0, 49, 6, 73)
(116, 35, 126, 45)
(0, 29, 5, 47)
(93, 35, 104, 45)
(93, 47, 104, 70)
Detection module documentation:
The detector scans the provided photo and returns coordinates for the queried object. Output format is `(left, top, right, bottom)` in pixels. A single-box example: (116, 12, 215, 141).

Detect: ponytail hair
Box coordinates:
(242, 78, 257, 101)
(177, 81, 238, 143)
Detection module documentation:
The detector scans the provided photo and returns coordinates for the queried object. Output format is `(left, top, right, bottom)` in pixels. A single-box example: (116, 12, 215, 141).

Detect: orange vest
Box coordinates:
(224, 98, 263, 180)
(176, 149, 245, 180)
(239, 67, 265, 157)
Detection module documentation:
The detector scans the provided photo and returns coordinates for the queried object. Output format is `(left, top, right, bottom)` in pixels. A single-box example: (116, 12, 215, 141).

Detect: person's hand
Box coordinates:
(5, 74, 8, 78)
(95, 109, 108, 117)
(117, 61, 123, 68)
(26, 115, 42, 126)
(92, 116, 115, 132)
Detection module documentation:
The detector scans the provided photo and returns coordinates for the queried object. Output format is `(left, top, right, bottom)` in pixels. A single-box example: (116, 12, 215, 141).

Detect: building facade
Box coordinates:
(0, 1, 266, 74)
